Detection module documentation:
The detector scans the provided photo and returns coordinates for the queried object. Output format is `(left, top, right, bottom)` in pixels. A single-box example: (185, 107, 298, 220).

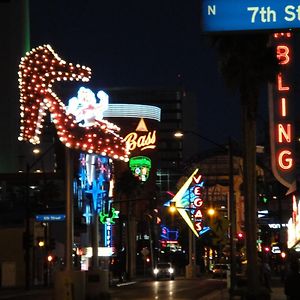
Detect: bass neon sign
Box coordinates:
(269, 32, 296, 192)
(124, 130, 156, 151)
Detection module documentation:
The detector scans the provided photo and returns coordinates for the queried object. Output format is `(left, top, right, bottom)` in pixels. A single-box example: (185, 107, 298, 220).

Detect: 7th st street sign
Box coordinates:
(202, 0, 300, 32)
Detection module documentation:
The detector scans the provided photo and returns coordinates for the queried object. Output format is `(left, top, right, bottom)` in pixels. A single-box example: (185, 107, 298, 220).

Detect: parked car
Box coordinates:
(153, 262, 175, 280)
(211, 263, 230, 278)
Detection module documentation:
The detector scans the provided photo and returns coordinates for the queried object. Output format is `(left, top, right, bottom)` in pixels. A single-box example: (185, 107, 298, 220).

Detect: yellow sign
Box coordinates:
(210, 216, 229, 236)
(124, 130, 156, 151)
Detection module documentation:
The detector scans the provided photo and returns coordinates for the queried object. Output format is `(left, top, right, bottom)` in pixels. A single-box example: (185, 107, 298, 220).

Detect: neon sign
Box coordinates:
(129, 156, 152, 182)
(66, 87, 109, 128)
(287, 195, 300, 248)
(100, 208, 120, 249)
(269, 33, 296, 192)
(172, 169, 205, 237)
(123, 118, 157, 152)
(18, 45, 129, 161)
(160, 226, 179, 241)
(99, 208, 120, 225)
(124, 130, 156, 151)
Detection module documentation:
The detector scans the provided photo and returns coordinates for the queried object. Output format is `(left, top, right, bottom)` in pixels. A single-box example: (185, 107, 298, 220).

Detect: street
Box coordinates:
(110, 277, 226, 300)
(0, 277, 226, 300)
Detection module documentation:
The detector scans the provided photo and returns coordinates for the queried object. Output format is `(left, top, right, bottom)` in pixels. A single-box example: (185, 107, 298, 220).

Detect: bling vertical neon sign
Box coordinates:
(269, 32, 296, 192)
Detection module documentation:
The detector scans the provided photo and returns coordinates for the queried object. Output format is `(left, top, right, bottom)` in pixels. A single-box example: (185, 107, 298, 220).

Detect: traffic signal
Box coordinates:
(259, 194, 268, 204)
(47, 254, 54, 262)
(281, 252, 286, 259)
(236, 232, 245, 250)
(237, 232, 244, 240)
(37, 238, 45, 247)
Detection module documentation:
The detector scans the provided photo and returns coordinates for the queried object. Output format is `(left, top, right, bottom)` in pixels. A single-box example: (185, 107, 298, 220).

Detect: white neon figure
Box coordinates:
(67, 87, 109, 127)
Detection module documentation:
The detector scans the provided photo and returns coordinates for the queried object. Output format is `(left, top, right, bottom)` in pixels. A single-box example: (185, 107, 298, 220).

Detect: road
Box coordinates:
(110, 277, 226, 300)
(0, 277, 226, 300)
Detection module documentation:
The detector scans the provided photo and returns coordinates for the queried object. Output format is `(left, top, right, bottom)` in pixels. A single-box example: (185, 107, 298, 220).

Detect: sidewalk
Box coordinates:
(0, 287, 53, 299)
(200, 276, 286, 300)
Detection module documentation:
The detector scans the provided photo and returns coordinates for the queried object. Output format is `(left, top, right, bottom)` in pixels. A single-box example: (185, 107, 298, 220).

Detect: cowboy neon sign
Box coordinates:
(172, 169, 205, 237)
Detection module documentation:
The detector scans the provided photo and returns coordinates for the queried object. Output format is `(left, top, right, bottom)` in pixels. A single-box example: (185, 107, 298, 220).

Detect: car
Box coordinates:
(211, 263, 230, 278)
(153, 262, 175, 280)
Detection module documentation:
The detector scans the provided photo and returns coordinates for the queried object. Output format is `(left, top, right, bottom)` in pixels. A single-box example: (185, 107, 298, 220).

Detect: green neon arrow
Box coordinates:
(173, 168, 199, 238)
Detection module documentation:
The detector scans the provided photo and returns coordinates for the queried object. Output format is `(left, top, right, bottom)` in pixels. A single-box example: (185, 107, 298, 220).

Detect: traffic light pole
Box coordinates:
(24, 144, 56, 289)
(174, 131, 237, 288)
(25, 163, 31, 289)
(65, 148, 74, 272)
(228, 137, 237, 297)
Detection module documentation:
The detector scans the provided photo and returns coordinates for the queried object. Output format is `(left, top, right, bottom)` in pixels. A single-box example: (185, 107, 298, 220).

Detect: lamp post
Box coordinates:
(168, 202, 196, 278)
(174, 131, 237, 293)
(25, 144, 56, 289)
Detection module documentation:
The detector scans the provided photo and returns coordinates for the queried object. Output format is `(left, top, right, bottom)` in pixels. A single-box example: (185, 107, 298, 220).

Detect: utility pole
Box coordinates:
(65, 148, 74, 272)
(24, 144, 56, 289)
(174, 131, 237, 287)
(228, 137, 237, 297)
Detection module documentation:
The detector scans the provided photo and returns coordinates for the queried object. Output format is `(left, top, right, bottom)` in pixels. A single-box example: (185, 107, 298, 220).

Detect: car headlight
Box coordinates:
(153, 268, 159, 274)
(168, 268, 174, 274)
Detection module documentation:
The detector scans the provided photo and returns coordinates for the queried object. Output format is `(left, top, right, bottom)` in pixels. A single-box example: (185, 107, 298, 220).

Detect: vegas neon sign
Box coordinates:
(172, 169, 205, 237)
(269, 32, 296, 192)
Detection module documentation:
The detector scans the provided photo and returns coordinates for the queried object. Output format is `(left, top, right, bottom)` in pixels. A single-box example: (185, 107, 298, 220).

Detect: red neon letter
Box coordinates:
(277, 124, 292, 143)
(278, 150, 293, 170)
(277, 73, 290, 91)
(194, 210, 203, 218)
(194, 198, 203, 207)
(193, 186, 201, 196)
(193, 175, 202, 184)
(277, 45, 290, 65)
(195, 222, 202, 231)
(280, 98, 287, 117)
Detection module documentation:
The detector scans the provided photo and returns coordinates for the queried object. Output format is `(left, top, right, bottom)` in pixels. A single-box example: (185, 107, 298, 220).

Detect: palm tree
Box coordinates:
(212, 33, 278, 299)
(114, 168, 142, 279)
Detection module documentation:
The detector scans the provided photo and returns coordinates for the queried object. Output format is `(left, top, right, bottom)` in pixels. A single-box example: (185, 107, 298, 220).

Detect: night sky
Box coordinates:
(29, 0, 247, 146)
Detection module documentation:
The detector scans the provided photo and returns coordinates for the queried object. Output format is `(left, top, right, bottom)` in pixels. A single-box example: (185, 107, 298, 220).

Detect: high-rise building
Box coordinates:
(0, 0, 33, 173)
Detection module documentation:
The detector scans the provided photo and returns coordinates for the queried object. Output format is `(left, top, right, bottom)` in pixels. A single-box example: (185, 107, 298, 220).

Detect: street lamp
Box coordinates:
(174, 130, 237, 293)
(207, 208, 216, 217)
